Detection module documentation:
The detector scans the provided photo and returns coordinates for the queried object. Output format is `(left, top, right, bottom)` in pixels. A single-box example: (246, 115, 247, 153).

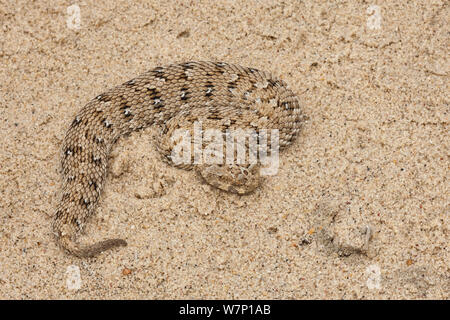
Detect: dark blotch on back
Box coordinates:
(181, 62, 195, 71)
(205, 81, 214, 97)
(180, 87, 190, 101)
(92, 154, 102, 165)
(151, 67, 167, 80)
(80, 198, 90, 208)
(97, 94, 111, 102)
(55, 210, 64, 220)
(228, 81, 238, 90)
(267, 79, 279, 88)
(147, 87, 162, 99)
(64, 147, 73, 158)
(71, 117, 81, 128)
(124, 79, 136, 86)
(214, 63, 226, 75)
(102, 118, 112, 128)
(89, 180, 98, 191)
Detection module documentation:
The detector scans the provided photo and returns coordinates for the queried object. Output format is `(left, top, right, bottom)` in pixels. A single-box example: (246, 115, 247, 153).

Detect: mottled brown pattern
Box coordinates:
(53, 61, 303, 257)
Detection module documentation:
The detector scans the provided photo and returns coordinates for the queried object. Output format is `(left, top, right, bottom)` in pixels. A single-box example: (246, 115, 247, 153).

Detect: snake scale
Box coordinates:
(53, 61, 302, 257)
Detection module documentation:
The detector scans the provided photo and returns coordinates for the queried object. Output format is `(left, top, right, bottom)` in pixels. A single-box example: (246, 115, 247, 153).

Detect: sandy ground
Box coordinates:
(0, 0, 448, 299)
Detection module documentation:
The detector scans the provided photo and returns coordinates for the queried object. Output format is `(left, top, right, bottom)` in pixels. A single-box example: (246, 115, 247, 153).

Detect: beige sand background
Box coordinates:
(0, 0, 448, 299)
